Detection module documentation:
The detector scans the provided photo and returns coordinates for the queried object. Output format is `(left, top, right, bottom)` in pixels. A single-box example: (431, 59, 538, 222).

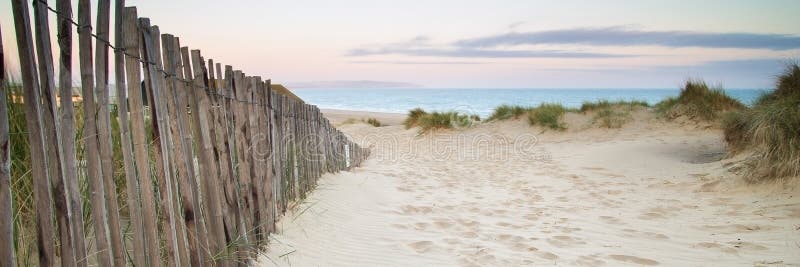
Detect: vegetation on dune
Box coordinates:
(365, 118, 382, 127)
(581, 100, 649, 129)
(488, 104, 530, 121)
(655, 80, 744, 121)
(723, 64, 800, 181)
(527, 103, 568, 130)
(340, 117, 382, 127)
(404, 108, 477, 132)
(403, 108, 427, 129)
(579, 99, 649, 113)
(418, 111, 475, 132)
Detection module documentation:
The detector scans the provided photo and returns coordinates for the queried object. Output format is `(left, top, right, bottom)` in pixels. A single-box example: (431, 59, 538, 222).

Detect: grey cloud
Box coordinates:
(455, 26, 800, 50)
(346, 47, 627, 58)
(349, 60, 488, 65)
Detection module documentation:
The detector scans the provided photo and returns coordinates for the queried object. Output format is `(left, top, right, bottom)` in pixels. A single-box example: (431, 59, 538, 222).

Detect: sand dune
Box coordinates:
(259, 111, 799, 266)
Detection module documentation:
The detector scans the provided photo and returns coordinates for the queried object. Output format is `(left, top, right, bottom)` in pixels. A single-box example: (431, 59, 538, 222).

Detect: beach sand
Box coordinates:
(321, 108, 407, 126)
(258, 109, 800, 266)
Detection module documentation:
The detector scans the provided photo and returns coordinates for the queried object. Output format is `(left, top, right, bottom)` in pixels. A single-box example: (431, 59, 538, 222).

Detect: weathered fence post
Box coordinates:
(31, 1, 79, 265)
(122, 7, 160, 267)
(0, 21, 16, 267)
(162, 34, 205, 267)
(52, 1, 90, 265)
(94, 1, 126, 264)
(232, 70, 254, 254)
(11, 0, 57, 265)
(223, 66, 249, 264)
(114, 2, 151, 267)
(189, 49, 228, 265)
(140, 18, 182, 266)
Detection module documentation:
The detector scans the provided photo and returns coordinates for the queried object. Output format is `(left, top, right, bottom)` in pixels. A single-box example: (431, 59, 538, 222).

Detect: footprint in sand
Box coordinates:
(621, 229, 669, 240)
(460, 231, 479, 238)
(609, 255, 660, 265)
(547, 235, 587, 248)
(407, 240, 434, 253)
(400, 205, 433, 215)
(538, 251, 560, 261)
(433, 219, 453, 229)
(694, 242, 738, 254)
(599, 215, 624, 225)
(576, 255, 605, 266)
(638, 211, 667, 220)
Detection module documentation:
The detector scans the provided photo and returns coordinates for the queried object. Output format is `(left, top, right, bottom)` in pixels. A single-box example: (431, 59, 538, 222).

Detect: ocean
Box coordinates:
(292, 88, 767, 118)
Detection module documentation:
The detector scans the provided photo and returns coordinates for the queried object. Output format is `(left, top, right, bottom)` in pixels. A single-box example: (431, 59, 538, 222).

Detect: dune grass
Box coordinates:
(488, 104, 530, 121)
(527, 103, 568, 130)
(403, 108, 428, 129)
(723, 64, 800, 181)
(418, 111, 475, 132)
(365, 118, 382, 127)
(580, 99, 649, 113)
(340, 117, 382, 127)
(655, 80, 744, 121)
(404, 108, 477, 132)
(580, 100, 649, 128)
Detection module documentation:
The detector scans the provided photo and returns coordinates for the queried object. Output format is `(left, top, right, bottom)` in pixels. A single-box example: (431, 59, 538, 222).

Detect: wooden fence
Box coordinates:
(2, 0, 369, 266)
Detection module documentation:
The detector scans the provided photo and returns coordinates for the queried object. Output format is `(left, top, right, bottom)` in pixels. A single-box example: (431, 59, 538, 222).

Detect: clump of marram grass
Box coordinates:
(580, 99, 649, 113)
(655, 80, 744, 121)
(403, 108, 477, 132)
(365, 118, 382, 127)
(403, 108, 428, 129)
(340, 117, 382, 127)
(339, 118, 360, 125)
(418, 111, 475, 132)
(580, 100, 649, 128)
(592, 109, 631, 129)
(723, 63, 800, 181)
(527, 103, 567, 130)
(488, 104, 530, 121)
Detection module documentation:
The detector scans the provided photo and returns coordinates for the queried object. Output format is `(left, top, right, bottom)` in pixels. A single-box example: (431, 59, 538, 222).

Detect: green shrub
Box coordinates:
(527, 103, 567, 130)
(593, 109, 631, 129)
(579, 99, 646, 128)
(656, 80, 744, 121)
(418, 111, 474, 132)
(723, 64, 800, 181)
(488, 104, 530, 121)
(580, 99, 648, 113)
(365, 118, 382, 127)
(403, 108, 428, 129)
(340, 118, 359, 125)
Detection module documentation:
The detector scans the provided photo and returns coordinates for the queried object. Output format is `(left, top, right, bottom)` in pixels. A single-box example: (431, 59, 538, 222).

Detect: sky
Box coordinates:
(2, 0, 800, 88)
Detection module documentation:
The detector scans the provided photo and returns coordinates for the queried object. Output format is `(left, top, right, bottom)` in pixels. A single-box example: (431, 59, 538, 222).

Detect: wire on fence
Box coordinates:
(32, 0, 268, 106)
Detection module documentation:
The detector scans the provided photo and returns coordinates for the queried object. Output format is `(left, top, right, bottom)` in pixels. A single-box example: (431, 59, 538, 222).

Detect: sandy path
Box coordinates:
(321, 109, 406, 126)
(259, 120, 799, 266)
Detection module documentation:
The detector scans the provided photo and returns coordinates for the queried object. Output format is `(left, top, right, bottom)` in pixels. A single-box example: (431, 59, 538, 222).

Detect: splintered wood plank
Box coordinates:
(0, 21, 16, 267)
(114, 1, 148, 266)
(93, 1, 125, 265)
(121, 7, 159, 267)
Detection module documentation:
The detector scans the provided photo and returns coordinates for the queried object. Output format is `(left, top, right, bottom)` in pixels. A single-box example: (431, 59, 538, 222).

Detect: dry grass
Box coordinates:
(655, 80, 744, 121)
(580, 100, 648, 129)
(365, 118, 382, 127)
(527, 103, 568, 130)
(403, 108, 427, 129)
(580, 99, 649, 113)
(723, 64, 800, 181)
(488, 105, 530, 121)
(404, 108, 477, 132)
(341, 117, 382, 127)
